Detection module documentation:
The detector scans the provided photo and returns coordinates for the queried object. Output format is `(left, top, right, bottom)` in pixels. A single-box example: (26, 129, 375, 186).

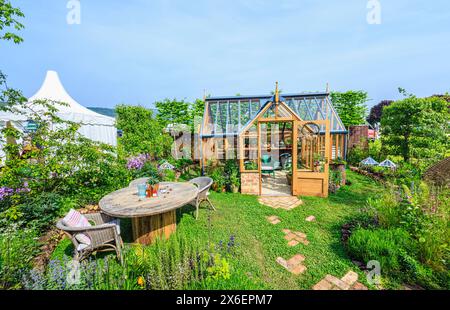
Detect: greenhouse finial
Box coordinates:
(275, 81, 280, 103)
(326, 82, 330, 93)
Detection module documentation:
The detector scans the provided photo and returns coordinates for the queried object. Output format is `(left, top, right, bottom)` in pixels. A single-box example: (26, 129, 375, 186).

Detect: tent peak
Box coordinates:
(29, 70, 113, 121)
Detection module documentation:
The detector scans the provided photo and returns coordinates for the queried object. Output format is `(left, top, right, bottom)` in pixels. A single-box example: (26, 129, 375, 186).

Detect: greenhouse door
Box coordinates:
(292, 120, 331, 197)
(258, 121, 294, 196)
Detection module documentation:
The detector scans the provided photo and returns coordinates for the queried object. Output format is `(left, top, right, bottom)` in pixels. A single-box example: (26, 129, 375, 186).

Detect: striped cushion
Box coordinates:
(62, 209, 92, 246)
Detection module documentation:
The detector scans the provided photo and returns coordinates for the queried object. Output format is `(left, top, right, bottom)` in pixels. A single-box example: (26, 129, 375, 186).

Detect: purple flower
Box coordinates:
(126, 154, 150, 170)
(0, 187, 14, 200)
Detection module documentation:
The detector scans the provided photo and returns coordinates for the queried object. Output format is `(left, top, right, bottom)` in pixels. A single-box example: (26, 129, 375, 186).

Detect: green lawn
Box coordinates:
(52, 170, 385, 290)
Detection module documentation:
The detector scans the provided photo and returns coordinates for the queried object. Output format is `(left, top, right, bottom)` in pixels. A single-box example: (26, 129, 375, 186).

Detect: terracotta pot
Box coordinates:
(153, 183, 160, 196)
(330, 163, 347, 186)
(146, 185, 153, 198)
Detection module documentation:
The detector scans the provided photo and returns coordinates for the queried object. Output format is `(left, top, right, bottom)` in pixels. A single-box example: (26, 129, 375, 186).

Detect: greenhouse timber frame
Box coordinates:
(200, 83, 347, 198)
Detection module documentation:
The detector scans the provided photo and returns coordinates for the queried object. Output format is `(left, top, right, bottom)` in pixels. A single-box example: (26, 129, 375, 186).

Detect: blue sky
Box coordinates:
(1, 0, 449, 109)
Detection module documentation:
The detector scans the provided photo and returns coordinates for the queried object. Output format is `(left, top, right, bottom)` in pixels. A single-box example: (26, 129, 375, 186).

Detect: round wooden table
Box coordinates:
(99, 182, 198, 245)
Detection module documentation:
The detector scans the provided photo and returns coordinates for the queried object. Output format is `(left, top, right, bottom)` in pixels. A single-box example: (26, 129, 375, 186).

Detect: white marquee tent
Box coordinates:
(0, 71, 117, 156)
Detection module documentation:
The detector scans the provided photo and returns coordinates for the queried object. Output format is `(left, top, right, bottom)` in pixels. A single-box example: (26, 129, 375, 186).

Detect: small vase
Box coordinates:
(146, 185, 153, 198)
(153, 183, 160, 196)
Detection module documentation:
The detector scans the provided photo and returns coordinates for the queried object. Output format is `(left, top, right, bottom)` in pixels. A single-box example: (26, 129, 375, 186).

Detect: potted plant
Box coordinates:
(330, 157, 347, 185)
(329, 170, 342, 193)
(313, 154, 325, 172)
(147, 170, 161, 197)
(244, 161, 258, 171)
(228, 170, 240, 193)
(210, 167, 226, 193)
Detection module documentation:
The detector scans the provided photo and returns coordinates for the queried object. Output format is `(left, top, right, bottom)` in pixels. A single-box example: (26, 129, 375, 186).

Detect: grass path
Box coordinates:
(52, 170, 384, 290)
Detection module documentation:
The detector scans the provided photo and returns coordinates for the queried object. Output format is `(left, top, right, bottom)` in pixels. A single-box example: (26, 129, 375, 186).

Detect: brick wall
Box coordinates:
(348, 125, 369, 150)
(241, 172, 260, 195)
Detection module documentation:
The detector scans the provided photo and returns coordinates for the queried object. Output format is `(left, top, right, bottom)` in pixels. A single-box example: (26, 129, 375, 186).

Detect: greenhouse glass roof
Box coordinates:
(201, 92, 347, 137)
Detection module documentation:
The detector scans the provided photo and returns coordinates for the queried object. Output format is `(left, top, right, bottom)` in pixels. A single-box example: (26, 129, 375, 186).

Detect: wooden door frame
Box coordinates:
(292, 120, 331, 197)
(258, 119, 295, 196)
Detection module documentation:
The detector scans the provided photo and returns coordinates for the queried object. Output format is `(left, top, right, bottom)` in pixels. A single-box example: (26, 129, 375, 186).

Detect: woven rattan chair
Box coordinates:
(56, 212, 123, 264)
(189, 177, 215, 219)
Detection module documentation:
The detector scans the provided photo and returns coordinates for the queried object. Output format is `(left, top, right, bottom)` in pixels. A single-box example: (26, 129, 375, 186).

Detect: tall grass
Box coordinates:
(349, 181, 449, 288)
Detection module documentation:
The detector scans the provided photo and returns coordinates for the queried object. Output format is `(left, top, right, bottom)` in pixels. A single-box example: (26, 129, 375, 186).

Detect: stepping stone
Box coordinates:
(267, 215, 281, 225)
(312, 270, 363, 290)
(325, 275, 350, 290)
(282, 229, 310, 247)
(276, 257, 288, 269)
(352, 282, 368, 290)
(276, 254, 307, 275)
(259, 196, 303, 210)
(313, 279, 333, 290)
(284, 232, 297, 241)
(294, 231, 306, 239)
(287, 240, 299, 247)
(306, 215, 316, 222)
(342, 271, 359, 286)
(290, 264, 307, 275)
(286, 254, 305, 267)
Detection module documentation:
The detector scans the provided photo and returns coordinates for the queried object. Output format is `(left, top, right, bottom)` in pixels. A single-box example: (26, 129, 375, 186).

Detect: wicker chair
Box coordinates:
(56, 212, 123, 264)
(189, 177, 215, 219)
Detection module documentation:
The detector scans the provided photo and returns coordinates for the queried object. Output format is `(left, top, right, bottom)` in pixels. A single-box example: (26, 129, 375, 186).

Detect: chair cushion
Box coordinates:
(261, 166, 274, 171)
(62, 209, 92, 246)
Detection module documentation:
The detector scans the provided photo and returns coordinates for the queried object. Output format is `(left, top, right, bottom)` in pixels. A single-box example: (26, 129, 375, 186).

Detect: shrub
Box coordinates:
(25, 234, 236, 290)
(347, 228, 416, 274)
(356, 182, 449, 288)
(18, 193, 78, 232)
(0, 227, 39, 289)
(161, 169, 177, 182)
(116, 105, 172, 159)
(209, 167, 226, 193)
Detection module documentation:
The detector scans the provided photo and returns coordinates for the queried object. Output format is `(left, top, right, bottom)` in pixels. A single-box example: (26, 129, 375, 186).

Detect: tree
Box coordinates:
(367, 100, 393, 126)
(155, 99, 191, 128)
(115, 105, 172, 159)
(381, 95, 449, 164)
(155, 98, 205, 133)
(330, 91, 368, 128)
(190, 98, 205, 132)
(0, 0, 25, 44)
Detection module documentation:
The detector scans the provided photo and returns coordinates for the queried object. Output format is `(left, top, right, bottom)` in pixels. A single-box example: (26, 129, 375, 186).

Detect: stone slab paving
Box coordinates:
(283, 229, 309, 246)
(312, 271, 368, 290)
(276, 254, 307, 275)
(305, 215, 316, 222)
(267, 215, 281, 225)
(258, 196, 303, 210)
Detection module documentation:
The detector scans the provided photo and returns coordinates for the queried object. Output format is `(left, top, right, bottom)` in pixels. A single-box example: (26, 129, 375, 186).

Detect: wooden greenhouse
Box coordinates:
(199, 84, 347, 198)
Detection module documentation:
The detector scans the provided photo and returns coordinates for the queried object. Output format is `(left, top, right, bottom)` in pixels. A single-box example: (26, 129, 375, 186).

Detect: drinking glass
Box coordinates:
(137, 183, 147, 199)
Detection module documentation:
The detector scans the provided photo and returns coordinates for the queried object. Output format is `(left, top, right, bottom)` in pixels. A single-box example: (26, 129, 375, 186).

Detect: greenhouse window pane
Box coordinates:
(240, 100, 251, 128)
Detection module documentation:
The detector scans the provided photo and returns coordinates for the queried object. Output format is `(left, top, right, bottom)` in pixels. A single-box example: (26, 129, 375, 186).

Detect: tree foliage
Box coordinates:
(115, 105, 172, 159)
(155, 99, 191, 128)
(367, 100, 393, 126)
(381, 95, 449, 164)
(0, 0, 25, 44)
(330, 91, 368, 128)
(155, 98, 205, 133)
